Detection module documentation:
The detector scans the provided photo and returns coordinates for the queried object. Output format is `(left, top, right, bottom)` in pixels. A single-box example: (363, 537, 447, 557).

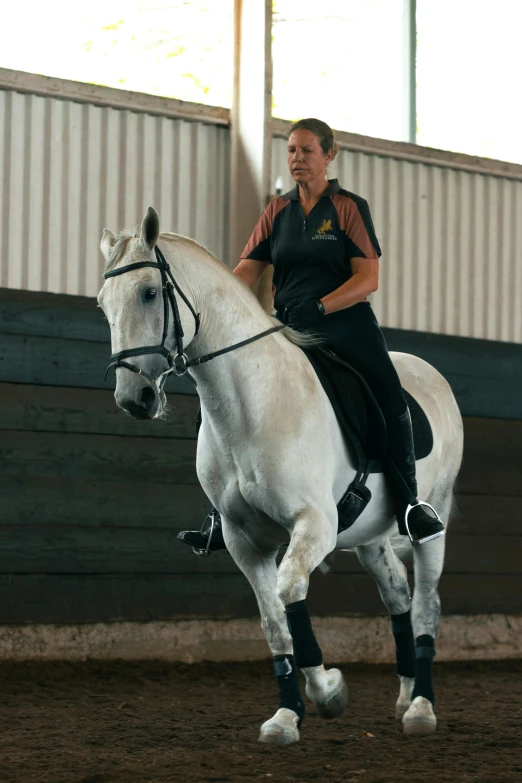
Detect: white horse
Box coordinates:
(98, 208, 463, 745)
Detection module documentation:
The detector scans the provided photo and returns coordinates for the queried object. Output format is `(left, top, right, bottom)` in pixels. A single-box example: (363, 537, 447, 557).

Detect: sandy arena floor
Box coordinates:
(0, 659, 520, 783)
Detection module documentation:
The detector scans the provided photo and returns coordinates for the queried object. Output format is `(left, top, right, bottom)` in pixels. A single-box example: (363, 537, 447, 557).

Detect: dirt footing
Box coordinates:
(0, 659, 520, 783)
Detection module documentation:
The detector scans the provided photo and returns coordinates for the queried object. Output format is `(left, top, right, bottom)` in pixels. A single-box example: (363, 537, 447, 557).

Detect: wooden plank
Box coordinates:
(0, 524, 517, 576)
(385, 327, 522, 381)
(2, 476, 515, 539)
(443, 535, 521, 574)
(0, 334, 198, 394)
(0, 287, 109, 342)
(0, 572, 519, 624)
(326, 535, 521, 575)
(0, 430, 198, 484)
(452, 494, 522, 536)
(0, 574, 259, 623)
(0, 525, 239, 575)
(2, 287, 522, 417)
(384, 328, 522, 419)
(0, 476, 209, 527)
(458, 418, 522, 495)
(0, 383, 198, 439)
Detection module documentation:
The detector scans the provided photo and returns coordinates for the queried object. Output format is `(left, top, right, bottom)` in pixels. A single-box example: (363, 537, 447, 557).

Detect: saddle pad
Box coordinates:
(302, 345, 433, 471)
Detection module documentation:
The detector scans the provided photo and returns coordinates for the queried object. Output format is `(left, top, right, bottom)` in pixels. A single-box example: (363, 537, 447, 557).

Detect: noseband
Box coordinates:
(104, 244, 285, 389)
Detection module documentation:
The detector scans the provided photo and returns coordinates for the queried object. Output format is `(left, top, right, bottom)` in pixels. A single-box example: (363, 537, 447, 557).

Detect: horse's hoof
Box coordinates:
(306, 668, 349, 720)
(395, 700, 411, 720)
(395, 676, 415, 719)
(402, 696, 437, 735)
(258, 708, 300, 745)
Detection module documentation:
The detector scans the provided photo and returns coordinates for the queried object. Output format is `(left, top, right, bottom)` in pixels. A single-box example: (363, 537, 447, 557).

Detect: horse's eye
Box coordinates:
(144, 288, 157, 302)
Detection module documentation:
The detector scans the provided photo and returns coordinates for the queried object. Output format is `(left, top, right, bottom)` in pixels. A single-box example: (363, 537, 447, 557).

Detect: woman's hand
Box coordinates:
(283, 299, 325, 330)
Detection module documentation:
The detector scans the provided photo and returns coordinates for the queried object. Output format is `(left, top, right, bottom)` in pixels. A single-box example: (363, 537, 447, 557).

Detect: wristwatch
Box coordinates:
(315, 299, 326, 316)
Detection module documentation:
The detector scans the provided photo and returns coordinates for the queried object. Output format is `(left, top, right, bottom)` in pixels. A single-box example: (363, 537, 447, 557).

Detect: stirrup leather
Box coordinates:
(404, 501, 445, 546)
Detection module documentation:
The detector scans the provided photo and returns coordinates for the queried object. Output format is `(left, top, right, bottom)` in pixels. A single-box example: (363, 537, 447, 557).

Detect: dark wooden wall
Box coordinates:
(1, 287, 521, 623)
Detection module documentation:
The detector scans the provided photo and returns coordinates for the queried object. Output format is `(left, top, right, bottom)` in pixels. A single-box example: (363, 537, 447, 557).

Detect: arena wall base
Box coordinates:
(0, 615, 520, 663)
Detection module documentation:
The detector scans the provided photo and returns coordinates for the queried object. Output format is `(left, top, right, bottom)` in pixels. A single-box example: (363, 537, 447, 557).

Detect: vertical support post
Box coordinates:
(404, 0, 417, 144)
(230, 0, 274, 311)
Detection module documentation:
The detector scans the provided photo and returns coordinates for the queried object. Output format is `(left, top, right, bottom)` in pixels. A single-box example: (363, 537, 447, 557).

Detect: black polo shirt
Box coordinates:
(241, 179, 381, 312)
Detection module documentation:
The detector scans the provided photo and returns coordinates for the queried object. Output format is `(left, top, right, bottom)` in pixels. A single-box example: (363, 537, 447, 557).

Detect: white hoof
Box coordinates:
(402, 696, 437, 735)
(305, 667, 349, 720)
(258, 708, 300, 745)
(395, 676, 415, 720)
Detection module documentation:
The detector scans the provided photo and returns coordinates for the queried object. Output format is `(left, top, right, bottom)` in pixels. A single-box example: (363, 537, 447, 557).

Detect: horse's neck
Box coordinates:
(178, 256, 295, 424)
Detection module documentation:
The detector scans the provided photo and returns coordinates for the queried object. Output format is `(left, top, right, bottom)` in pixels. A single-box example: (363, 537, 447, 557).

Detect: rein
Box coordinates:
(104, 244, 285, 388)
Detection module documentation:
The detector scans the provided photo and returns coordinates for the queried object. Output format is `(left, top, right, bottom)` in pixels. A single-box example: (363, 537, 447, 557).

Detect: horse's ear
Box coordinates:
(139, 206, 160, 251)
(100, 228, 117, 263)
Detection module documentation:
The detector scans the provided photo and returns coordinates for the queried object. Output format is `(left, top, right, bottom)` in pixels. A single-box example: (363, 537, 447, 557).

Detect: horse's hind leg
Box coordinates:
(355, 539, 416, 720)
(402, 510, 447, 736)
(277, 508, 349, 721)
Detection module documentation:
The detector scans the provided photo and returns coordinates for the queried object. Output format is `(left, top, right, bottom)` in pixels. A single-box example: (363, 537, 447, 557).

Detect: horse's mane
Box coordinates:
(104, 230, 135, 273)
(104, 229, 323, 348)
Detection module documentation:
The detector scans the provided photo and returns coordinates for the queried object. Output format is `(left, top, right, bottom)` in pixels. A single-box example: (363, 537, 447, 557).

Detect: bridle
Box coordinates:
(104, 244, 285, 389)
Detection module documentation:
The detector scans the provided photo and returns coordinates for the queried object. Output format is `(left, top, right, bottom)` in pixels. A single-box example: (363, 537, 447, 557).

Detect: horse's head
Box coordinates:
(98, 207, 199, 420)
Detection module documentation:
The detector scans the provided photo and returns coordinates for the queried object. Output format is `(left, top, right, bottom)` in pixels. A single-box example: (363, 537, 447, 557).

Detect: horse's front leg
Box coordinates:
(224, 522, 303, 746)
(276, 507, 349, 722)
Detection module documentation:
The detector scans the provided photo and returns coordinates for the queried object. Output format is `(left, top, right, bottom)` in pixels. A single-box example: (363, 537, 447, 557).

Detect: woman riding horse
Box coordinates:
(180, 117, 444, 551)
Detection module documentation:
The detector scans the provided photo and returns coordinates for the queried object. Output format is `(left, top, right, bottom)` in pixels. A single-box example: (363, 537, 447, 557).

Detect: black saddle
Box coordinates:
(301, 345, 433, 532)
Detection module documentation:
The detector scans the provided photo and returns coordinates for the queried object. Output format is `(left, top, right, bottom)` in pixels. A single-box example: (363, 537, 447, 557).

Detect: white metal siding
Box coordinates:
(0, 89, 229, 297)
(272, 138, 522, 343)
(2, 82, 521, 343)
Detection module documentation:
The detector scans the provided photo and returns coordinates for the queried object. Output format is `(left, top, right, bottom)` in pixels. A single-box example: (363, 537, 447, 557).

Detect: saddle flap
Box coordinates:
(302, 345, 387, 463)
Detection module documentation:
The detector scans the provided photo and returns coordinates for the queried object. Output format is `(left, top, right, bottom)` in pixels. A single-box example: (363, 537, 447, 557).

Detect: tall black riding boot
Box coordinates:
(386, 410, 445, 545)
(177, 407, 227, 555)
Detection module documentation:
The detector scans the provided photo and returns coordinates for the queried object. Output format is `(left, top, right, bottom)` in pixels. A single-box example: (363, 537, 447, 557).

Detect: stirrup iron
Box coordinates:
(404, 500, 446, 546)
(192, 508, 219, 557)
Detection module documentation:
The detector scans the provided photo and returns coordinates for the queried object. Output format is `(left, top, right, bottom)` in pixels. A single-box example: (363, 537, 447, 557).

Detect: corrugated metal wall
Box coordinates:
(2, 81, 521, 343)
(272, 138, 522, 343)
(0, 89, 229, 298)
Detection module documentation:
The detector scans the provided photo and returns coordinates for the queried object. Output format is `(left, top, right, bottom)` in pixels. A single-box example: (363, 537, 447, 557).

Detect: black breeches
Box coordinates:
(303, 302, 407, 422)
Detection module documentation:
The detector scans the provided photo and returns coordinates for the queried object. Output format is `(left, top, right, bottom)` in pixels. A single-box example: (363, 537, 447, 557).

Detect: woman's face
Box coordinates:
(287, 129, 334, 186)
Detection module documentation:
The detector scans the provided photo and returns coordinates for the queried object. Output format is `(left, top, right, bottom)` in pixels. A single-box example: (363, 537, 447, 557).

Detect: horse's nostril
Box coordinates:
(139, 385, 156, 411)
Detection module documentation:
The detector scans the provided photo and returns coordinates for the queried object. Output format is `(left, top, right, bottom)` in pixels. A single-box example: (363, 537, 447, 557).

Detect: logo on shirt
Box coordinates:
(312, 219, 337, 241)
(317, 219, 332, 235)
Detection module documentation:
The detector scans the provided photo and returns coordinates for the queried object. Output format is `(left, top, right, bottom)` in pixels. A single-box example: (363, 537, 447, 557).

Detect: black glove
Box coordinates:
(283, 299, 325, 330)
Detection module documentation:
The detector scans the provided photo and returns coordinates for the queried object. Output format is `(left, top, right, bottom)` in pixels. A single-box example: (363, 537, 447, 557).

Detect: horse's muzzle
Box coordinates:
(116, 384, 158, 420)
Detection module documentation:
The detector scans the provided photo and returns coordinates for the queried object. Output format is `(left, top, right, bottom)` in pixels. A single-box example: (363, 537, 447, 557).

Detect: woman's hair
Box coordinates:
(288, 118, 340, 159)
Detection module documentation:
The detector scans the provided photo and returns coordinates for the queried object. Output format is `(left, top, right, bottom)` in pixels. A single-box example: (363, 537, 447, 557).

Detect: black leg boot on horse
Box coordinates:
(177, 408, 227, 555)
(386, 409, 445, 545)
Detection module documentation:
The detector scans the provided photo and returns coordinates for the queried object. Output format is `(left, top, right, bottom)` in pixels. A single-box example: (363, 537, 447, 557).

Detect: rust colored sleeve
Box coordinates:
(241, 197, 289, 262)
(332, 194, 382, 259)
